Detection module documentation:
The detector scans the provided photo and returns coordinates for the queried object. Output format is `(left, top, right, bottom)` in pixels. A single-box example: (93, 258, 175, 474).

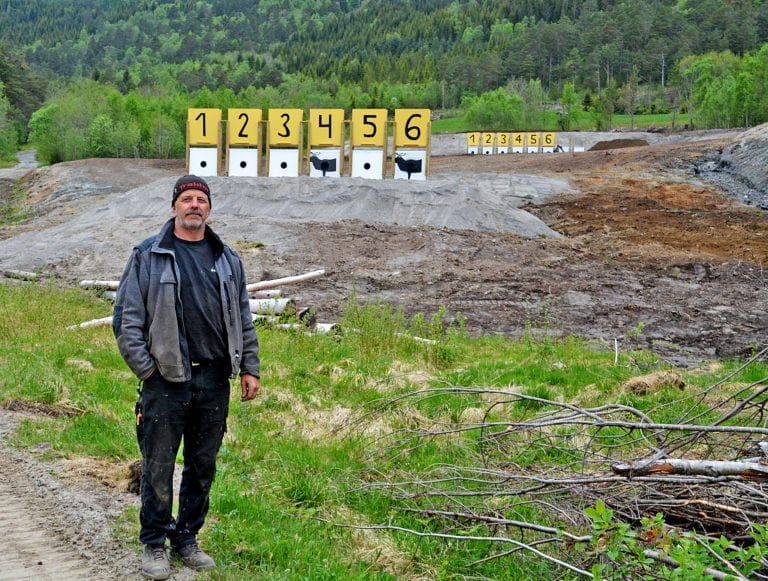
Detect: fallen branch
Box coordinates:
(331, 521, 593, 578)
(643, 549, 748, 581)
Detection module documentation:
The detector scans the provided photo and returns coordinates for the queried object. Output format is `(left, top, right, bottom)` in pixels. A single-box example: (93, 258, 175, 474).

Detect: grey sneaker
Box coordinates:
(173, 541, 216, 571)
(142, 544, 171, 580)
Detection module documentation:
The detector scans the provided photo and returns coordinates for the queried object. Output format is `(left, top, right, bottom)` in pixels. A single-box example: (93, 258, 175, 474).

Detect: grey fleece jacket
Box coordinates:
(112, 218, 260, 383)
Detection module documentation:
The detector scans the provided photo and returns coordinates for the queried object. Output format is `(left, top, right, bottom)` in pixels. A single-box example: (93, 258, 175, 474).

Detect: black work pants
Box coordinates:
(136, 362, 230, 548)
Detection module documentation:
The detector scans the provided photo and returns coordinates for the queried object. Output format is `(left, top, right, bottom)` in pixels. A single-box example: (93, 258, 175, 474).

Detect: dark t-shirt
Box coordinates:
(173, 236, 227, 361)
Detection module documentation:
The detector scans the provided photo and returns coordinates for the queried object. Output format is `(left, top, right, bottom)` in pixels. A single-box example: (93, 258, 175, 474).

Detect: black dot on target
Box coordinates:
(363, 162, 371, 170)
(280, 162, 288, 169)
(240, 161, 247, 168)
(200, 161, 207, 168)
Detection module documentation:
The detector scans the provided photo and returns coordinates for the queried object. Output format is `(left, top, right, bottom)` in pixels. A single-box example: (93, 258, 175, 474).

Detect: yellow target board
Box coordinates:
(308, 108, 344, 178)
(542, 132, 556, 152)
(351, 109, 388, 147)
(350, 109, 388, 179)
(526, 132, 540, 151)
(511, 132, 525, 153)
(187, 108, 221, 146)
(393, 109, 430, 148)
(268, 108, 303, 147)
(467, 132, 480, 154)
(393, 109, 430, 181)
(226, 109, 261, 177)
(309, 109, 345, 147)
(482, 132, 494, 154)
(497, 132, 510, 154)
(227, 109, 261, 146)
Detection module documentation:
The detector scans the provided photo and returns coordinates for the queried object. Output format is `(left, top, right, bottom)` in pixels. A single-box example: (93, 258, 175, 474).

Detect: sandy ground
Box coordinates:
(0, 128, 766, 578)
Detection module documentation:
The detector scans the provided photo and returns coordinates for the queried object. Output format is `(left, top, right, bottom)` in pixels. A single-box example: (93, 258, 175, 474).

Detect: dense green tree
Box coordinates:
(2, 0, 768, 161)
(558, 81, 580, 130)
(0, 82, 17, 161)
(463, 87, 525, 130)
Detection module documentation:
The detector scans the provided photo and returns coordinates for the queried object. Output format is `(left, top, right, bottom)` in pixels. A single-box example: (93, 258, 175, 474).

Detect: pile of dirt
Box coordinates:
(589, 138, 649, 150)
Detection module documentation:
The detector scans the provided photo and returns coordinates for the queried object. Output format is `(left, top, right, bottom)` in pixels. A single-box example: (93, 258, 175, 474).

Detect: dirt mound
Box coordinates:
(589, 138, 649, 150)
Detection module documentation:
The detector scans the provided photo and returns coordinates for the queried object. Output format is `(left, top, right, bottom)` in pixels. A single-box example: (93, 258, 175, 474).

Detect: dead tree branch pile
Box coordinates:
(343, 347, 768, 578)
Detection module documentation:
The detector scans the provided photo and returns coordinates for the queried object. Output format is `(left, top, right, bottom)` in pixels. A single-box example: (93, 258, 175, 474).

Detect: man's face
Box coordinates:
(172, 189, 210, 231)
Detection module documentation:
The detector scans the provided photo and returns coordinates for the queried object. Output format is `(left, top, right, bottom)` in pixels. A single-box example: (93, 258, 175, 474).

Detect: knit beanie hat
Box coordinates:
(172, 175, 211, 206)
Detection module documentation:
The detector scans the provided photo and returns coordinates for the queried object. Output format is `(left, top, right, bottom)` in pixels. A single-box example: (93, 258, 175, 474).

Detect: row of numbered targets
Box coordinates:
(467, 131, 585, 154)
(187, 108, 431, 180)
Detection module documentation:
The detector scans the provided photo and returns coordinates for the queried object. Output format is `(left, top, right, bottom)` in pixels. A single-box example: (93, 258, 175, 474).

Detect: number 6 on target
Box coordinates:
(393, 109, 430, 181)
(394, 109, 430, 148)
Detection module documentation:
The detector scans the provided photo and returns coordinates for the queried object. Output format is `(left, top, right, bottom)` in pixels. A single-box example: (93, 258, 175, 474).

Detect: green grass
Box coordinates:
(0, 280, 764, 579)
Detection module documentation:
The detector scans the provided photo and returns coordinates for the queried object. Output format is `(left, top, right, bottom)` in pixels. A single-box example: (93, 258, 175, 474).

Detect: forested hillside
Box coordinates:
(1, 0, 767, 163)
(1, 0, 766, 96)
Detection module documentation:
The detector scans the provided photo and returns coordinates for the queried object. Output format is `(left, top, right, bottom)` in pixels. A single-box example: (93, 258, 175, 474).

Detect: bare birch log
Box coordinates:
(249, 298, 297, 315)
(250, 289, 281, 299)
(66, 316, 113, 330)
(315, 323, 338, 333)
(80, 280, 119, 290)
(81, 269, 324, 293)
(612, 458, 768, 480)
(3, 269, 38, 280)
(246, 269, 325, 291)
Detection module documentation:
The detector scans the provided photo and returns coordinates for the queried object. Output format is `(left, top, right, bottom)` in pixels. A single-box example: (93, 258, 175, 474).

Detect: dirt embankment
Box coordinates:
(1, 128, 766, 367)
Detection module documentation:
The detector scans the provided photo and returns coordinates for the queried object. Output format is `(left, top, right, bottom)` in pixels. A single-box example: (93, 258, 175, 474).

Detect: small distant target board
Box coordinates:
(526, 132, 540, 153)
(482, 132, 494, 155)
(466, 132, 480, 155)
(542, 132, 556, 153)
(497, 132, 510, 154)
(511, 132, 525, 153)
(393, 108, 430, 181)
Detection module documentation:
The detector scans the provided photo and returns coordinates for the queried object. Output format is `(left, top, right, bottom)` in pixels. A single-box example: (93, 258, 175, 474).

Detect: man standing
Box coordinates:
(113, 175, 260, 580)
